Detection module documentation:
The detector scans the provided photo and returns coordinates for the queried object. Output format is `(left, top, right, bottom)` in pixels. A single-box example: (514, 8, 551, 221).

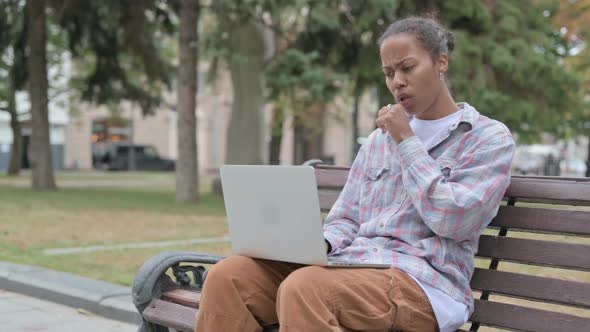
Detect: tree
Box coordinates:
(19, 1, 176, 189)
(176, 0, 200, 204)
(552, 0, 590, 176)
(224, 19, 270, 165)
(54, 1, 174, 115)
(203, 0, 580, 169)
(425, 0, 580, 143)
(297, 0, 580, 147)
(265, 49, 344, 164)
(0, 0, 27, 176)
(202, 0, 351, 166)
(27, 0, 56, 190)
(201, 1, 275, 166)
(270, 0, 400, 161)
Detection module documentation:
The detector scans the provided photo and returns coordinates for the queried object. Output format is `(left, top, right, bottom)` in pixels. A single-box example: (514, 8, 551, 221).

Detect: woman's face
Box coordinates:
(380, 33, 448, 119)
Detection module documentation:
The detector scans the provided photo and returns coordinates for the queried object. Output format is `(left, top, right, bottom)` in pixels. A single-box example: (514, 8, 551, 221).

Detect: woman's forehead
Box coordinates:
(380, 33, 428, 65)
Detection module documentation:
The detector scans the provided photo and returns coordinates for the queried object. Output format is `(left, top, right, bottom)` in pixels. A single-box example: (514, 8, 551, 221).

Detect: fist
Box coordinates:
(375, 104, 414, 143)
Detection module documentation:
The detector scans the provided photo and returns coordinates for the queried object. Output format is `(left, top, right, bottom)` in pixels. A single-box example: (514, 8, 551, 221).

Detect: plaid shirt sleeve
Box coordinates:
(398, 129, 515, 241)
(322, 138, 367, 253)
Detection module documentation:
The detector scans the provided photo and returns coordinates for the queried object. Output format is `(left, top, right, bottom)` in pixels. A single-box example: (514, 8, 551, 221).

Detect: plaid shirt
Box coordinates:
(323, 103, 515, 309)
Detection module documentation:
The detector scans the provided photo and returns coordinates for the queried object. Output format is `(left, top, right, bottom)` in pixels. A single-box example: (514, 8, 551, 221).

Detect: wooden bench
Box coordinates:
(132, 163, 590, 332)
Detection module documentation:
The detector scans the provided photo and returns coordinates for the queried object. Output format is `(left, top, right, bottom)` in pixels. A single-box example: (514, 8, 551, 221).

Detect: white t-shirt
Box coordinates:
(406, 107, 470, 332)
(409, 108, 464, 151)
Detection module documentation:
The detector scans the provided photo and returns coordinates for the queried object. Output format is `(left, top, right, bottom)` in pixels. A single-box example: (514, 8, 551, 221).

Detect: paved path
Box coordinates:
(0, 289, 136, 332)
(0, 261, 139, 324)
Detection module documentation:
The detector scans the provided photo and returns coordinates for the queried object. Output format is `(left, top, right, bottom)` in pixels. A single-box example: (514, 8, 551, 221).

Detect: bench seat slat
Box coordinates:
(471, 268, 590, 308)
(161, 269, 590, 322)
(162, 288, 201, 309)
(150, 295, 282, 332)
(477, 235, 590, 270)
(143, 299, 197, 332)
(470, 299, 590, 332)
(492, 206, 590, 236)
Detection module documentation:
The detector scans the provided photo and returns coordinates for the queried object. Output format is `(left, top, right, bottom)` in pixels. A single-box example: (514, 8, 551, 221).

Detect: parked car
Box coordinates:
(96, 143, 175, 171)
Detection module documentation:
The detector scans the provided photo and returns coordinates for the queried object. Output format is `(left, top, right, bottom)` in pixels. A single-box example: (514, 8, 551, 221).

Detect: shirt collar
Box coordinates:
(452, 102, 479, 132)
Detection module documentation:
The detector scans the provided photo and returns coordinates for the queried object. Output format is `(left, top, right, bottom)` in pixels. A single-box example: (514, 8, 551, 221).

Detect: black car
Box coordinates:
(96, 143, 175, 171)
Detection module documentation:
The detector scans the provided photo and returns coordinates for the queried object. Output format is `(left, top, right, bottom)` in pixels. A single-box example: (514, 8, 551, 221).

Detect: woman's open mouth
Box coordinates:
(399, 96, 413, 109)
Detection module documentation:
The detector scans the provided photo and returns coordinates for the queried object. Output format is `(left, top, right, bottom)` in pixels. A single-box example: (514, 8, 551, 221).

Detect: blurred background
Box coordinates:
(0, 1, 590, 329)
(2, 0, 590, 187)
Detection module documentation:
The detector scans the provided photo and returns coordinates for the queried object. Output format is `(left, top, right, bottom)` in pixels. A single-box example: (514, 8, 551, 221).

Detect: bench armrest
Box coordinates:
(133, 251, 226, 331)
(303, 159, 324, 167)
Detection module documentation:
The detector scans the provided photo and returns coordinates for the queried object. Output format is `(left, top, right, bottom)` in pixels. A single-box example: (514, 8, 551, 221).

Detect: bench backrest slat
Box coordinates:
(471, 299, 590, 332)
(315, 167, 350, 188)
(491, 206, 590, 236)
(505, 177, 590, 205)
(476, 234, 590, 271)
(471, 268, 590, 308)
(315, 168, 590, 204)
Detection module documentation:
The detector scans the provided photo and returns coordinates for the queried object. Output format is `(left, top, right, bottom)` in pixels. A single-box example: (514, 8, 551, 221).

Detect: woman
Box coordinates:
(196, 16, 515, 332)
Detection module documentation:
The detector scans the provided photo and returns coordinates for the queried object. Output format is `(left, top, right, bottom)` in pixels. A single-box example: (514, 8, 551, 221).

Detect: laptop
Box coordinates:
(220, 165, 390, 268)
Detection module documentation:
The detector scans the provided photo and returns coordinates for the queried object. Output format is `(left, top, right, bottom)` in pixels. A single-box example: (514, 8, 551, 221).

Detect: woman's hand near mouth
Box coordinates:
(376, 103, 415, 144)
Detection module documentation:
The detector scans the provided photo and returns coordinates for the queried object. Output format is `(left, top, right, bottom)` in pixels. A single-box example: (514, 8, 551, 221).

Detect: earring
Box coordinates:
(439, 72, 444, 81)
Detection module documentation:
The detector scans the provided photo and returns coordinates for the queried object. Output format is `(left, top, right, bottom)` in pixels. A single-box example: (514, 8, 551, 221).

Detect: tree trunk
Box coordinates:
(293, 103, 326, 165)
(269, 106, 284, 165)
(7, 73, 22, 176)
(352, 81, 361, 162)
(586, 135, 590, 177)
(175, 0, 199, 204)
(225, 21, 268, 165)
(293, 119, 305, 165)
(27, 0, 55, 190)
(305, 103, 325, 161)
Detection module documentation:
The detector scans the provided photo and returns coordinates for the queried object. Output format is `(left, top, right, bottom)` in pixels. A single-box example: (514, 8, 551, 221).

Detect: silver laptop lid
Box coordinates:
(220, 165, 328, 265)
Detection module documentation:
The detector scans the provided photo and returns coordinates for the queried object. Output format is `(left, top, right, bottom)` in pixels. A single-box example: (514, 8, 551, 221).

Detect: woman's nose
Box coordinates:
(393, 74, 407, 89)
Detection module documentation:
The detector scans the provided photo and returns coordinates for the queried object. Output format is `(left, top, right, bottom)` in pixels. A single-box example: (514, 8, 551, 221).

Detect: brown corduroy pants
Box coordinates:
(195, 256, 437, 332)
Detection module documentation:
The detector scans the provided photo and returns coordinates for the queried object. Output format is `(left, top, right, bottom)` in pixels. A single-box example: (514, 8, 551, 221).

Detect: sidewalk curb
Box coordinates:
(0, 261, 141, 325)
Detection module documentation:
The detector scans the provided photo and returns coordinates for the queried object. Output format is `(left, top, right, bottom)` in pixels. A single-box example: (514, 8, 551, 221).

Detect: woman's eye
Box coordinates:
(403, 66, 414, 72)
(385, 71, 395, 78)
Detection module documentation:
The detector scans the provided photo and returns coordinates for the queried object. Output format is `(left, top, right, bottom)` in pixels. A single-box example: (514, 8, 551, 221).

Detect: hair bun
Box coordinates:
(446, 31, 455, 53)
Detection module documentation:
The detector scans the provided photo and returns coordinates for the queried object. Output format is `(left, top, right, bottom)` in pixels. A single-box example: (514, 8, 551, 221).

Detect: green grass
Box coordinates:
(0, 186, 225, 215)
(0, 178, 230, 286)
(0, 187, 228, 246)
